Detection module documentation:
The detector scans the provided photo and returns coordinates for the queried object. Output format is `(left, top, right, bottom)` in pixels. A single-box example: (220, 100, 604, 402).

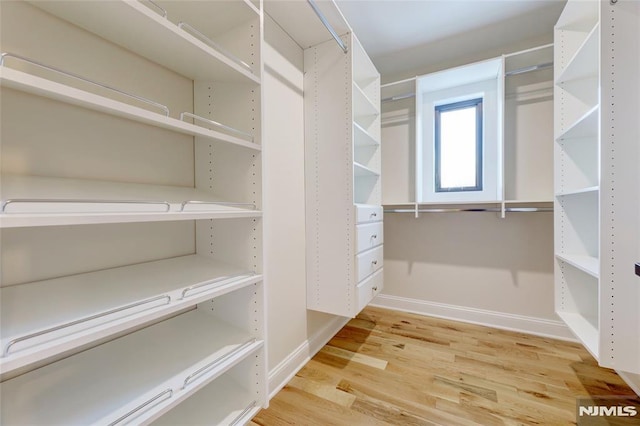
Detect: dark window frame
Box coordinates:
(434, 97, 483, 193)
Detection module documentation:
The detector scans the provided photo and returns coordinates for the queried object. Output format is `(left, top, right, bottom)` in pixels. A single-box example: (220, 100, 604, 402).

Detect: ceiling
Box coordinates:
(333, 0, 566, 80)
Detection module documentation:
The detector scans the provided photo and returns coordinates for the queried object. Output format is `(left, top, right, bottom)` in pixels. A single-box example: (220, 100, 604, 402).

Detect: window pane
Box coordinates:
(440, 106, 478, 189)
(434, 98, 483, 193)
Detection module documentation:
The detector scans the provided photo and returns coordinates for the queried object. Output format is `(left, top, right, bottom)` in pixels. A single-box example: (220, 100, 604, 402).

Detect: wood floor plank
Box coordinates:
(320, 344, 388, 370)
(254, 307, 638, 425)
(287, 376, 357, 408)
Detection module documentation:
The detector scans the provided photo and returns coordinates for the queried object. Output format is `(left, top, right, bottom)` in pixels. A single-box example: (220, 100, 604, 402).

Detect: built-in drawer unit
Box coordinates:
(356, 269, 383, 312)
(356, 221, 384, 253)
(356, 245, 383, 282)
(355, 204, 383, 224)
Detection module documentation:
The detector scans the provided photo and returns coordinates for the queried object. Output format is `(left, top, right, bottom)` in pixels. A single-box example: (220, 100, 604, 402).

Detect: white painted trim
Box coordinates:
(267, 315, 350, 399)
(617, 371, 640, 397)
(371, 294, 576, 342)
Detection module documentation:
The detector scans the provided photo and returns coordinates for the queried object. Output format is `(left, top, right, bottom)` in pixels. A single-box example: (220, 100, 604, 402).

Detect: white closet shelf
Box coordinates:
(354, 162, 380, 178)
(556, 253, 600, 278)
(503, 200, 554, 204)
(353, 37, 379, 92)
(382, 202, 417, 207)
(0, 68, 261, 151)
(354, 122, 380, 147)
(555, 186, 599, 197)
(29, 0, 259, 83)
(556, 105, 598, 141)
(0, 175, 261, 227)
(555, 23, 599, 85)
(0, 309, 264, 425)
(353, 81, 380, 118)
(417, 200, 502, 206)
(555, 0, 598, 32)
(154, 0, 260, 36)
(354, 75, 379, 96)
(557, 311, 599, 360)
(152, 371, 259, 425)
(0, 254, 261, 375)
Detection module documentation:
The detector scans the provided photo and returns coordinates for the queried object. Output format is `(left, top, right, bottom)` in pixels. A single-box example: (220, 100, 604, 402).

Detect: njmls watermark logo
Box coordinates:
(577, 396, 640, 425)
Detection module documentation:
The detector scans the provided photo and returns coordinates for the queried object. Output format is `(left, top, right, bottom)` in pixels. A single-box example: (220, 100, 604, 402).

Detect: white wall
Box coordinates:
(262, 15, 347, 397)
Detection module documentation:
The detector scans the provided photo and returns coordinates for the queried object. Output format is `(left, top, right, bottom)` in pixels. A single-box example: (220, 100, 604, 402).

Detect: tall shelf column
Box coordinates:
(554, 0, 640, 375)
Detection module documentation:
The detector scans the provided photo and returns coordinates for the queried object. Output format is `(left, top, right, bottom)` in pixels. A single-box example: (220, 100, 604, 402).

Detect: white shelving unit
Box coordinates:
(554, 0, 601, 360)
(554, 0, 640, 373)
(1, 0, 267, 422)
(304, 31, 383, 317)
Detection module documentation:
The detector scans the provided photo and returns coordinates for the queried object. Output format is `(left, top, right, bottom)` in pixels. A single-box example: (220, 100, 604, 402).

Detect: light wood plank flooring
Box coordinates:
(252, 306, 637, 425)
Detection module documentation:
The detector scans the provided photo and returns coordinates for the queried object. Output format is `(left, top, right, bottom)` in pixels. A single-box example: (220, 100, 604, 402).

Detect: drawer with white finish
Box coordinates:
(356, 221, 383, 253)
(355, 204, 383, 224)
(356, 245, 383, 282)
(356, 269, 383, 312)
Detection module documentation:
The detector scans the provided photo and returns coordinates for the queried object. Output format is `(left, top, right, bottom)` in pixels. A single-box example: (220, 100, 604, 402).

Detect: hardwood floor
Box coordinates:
(252, 306, 638, 425)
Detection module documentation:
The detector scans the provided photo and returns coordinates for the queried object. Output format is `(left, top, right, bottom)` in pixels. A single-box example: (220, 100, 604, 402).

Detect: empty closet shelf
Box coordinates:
(555, 23, 599, 85)
(353, 82, 380, 118)
(1, 175, 260, 227)
(555, 186, 599, 197)
(353, 122, 380, 147)
(354, 162, 380, 177)
(556, 253, 599, 278)
(0, 309, 264, 425)
(0, 254, 261, 374)
(557, 311, 599, 359)
(153, 375, 259, 425)
(28, 0, 259, 83)
(556, 105, 598, 141)
(0, 66, 261, 151)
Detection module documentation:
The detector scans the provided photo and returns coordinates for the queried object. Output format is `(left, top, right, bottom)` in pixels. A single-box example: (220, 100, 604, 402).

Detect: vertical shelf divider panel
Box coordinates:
(554, 0, 640, 374)
(599, 0, 640, 374)
(0, 0, 268, 422)
(304, 31, 382, 317)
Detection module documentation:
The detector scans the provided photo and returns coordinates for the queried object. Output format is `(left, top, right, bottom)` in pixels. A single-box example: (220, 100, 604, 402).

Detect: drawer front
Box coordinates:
(356, 222, 384, 253)
(356, 245, 383, 282)
(355, 204, 383, 224)
(356, 269, 383, 312)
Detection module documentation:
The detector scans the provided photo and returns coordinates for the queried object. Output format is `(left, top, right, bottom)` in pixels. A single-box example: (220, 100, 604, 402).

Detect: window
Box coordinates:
(434, 98, 483, 192)
(415, 57, 502, 203)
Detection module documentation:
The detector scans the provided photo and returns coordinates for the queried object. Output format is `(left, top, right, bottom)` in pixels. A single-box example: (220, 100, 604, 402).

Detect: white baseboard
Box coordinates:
(370, 294, 576, 342)
(617, 371, 640, 397)
(268, 315, 350, 399)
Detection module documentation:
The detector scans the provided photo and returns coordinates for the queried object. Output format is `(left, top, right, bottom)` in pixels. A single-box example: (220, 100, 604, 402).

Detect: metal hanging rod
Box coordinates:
(384, 207, 553, 213)
(307, 0, 348, 54)
(505, 61, 553, 76)
(0, 53, 170, 116)
(381, 60, 554, 103)
(381, 92, 415, 103)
